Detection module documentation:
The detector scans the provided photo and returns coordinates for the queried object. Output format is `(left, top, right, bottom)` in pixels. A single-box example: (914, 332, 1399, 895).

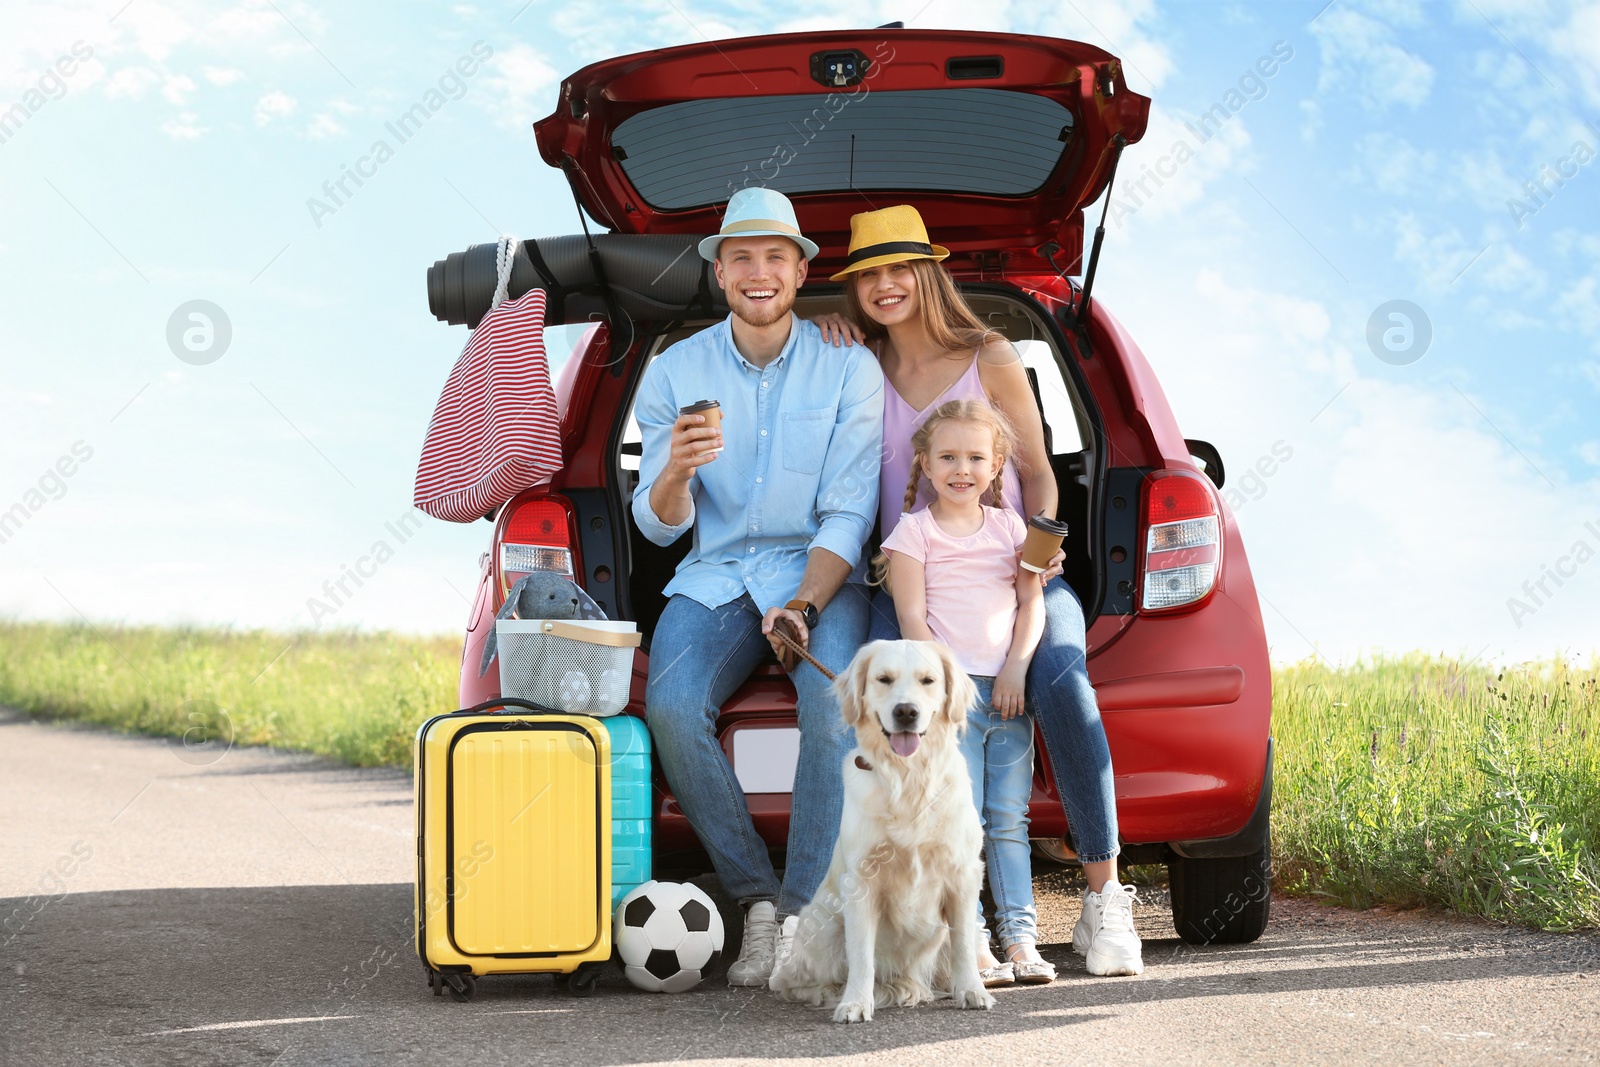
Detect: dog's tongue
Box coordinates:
(889, 732, 921, 758)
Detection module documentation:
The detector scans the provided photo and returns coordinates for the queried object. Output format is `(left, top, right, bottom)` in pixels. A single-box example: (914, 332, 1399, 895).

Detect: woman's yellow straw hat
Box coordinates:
(829, 204, 951, 281)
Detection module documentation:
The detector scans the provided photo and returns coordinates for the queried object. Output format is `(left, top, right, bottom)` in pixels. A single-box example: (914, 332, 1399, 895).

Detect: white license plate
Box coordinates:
(731, 727, 800, 794)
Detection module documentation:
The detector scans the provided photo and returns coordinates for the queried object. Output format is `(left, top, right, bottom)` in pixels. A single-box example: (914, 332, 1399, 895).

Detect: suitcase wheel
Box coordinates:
(428, 969, 443, 997)
(562, 966, 600, 998)
(442, 972, 477, 1002)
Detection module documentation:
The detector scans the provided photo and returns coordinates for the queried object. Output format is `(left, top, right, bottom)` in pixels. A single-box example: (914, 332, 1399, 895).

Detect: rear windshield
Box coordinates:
(611, 88, 1074, 211)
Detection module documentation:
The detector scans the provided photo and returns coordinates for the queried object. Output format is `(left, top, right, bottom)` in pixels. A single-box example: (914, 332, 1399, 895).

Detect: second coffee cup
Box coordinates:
(1020, 514, 1070, 573)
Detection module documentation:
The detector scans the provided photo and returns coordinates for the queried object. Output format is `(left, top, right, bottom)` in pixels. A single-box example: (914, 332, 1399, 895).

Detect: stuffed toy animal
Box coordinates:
(477, 573, 607, 677)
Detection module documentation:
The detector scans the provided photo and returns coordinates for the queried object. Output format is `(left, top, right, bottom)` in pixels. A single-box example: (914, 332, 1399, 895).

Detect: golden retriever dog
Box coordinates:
(769, 639, 993, 1023)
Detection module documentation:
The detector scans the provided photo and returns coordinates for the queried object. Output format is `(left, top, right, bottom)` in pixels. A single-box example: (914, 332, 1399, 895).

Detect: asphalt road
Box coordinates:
(3, 705, 1598, 1066)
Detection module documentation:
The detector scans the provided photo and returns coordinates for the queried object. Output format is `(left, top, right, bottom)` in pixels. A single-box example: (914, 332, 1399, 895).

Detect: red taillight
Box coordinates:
(1138, 469, 1221, 614)
(495, 494, 580, 598)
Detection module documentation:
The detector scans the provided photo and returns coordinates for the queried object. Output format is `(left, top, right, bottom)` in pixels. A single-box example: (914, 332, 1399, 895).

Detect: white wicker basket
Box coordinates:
(495, 619, 640, 716)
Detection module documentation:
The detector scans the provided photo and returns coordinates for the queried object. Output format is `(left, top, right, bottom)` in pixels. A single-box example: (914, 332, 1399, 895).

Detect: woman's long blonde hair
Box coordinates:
(869, 399, 1019, 591)
(843, 257, 1001, 355)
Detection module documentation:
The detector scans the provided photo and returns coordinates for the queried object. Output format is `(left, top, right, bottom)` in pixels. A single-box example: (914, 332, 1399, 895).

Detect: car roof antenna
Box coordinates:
(1070, 133, 1126, 350)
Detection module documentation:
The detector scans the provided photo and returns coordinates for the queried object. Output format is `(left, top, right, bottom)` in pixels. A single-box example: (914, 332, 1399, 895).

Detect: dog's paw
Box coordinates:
(832, 998, 873, 1023)
(952, 986, 996, 1011)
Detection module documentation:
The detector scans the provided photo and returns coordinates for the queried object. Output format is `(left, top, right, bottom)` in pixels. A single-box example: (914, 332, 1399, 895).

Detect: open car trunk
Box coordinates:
(533, 27, 1149, 279)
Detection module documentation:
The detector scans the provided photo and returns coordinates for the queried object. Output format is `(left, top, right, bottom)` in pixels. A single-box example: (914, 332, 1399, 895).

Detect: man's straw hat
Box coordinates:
(697, 186, 820, 262)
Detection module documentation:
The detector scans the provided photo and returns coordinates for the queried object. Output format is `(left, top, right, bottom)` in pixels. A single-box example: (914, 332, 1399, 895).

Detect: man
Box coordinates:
(632, 186, 882, 987)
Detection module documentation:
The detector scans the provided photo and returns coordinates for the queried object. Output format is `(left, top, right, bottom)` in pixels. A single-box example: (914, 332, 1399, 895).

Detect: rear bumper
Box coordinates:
(1169, 738, 1272, 859)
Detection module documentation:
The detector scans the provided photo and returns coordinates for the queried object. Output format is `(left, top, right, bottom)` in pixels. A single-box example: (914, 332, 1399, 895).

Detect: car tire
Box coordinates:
(1030, 837, 1079, 867)
(1167, 839, 1272, 945)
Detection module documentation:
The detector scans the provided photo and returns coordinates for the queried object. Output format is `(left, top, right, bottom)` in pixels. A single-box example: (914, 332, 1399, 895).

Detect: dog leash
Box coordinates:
(769, 621, 835, 681)
(769, 623, 874, 771)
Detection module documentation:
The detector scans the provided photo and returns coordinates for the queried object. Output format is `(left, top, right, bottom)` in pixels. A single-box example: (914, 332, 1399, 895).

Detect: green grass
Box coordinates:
(2, 620, 1596, 930)
(0, 619, 459, 768)
(1273, 654, 1600, 932)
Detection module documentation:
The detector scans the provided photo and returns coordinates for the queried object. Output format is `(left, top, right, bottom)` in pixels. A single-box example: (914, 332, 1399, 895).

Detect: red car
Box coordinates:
(432, 27, 1274, 945)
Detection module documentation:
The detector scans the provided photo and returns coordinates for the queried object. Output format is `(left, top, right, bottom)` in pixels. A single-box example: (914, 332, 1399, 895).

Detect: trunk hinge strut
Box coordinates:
(1050, 133, 1126, 359)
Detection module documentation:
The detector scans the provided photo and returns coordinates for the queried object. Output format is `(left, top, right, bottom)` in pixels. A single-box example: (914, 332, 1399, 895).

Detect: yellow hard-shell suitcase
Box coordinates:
(415, 697, 612, 1000)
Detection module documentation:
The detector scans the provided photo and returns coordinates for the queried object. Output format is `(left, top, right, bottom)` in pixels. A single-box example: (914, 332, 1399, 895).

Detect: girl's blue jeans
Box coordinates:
(962, 675, 1038, 948)
(866, 576, 1120, 864)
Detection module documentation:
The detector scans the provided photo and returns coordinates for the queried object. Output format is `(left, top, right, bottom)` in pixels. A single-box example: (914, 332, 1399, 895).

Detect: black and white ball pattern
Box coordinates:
(614, 880, 725, 993)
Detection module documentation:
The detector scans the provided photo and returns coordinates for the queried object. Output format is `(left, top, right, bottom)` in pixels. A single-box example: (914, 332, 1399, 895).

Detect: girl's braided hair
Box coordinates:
(869, 399, 1020, 591)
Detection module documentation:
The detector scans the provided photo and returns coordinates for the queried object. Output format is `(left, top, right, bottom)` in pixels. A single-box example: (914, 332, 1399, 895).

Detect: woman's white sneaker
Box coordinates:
(726, 901, 779, 987)
(1072, 881, 1145, 976)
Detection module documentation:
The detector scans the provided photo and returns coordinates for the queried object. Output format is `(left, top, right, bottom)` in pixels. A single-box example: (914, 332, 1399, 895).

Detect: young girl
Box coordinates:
(877, 399, 1055, 986)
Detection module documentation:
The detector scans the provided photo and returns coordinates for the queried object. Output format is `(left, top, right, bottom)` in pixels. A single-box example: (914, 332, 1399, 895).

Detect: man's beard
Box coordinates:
(729, 287, 795, 327)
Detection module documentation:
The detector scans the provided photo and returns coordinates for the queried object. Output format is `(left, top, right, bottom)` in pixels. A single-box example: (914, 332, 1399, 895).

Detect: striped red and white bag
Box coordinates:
(414, 237, 562, 523)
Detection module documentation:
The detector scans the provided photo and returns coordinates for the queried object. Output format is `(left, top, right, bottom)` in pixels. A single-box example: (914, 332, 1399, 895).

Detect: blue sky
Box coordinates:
(1, 0, 1597, 665)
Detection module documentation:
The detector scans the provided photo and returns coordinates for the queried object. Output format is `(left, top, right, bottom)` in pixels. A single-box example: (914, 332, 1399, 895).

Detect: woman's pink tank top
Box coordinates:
(879, 351, 1025, 538)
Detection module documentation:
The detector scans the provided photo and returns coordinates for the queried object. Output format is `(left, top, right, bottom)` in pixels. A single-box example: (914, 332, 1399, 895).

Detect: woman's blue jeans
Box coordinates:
(646, 585, 872, 917)
(962, 675, 1038, 949)
(866, 576, 1120, 863)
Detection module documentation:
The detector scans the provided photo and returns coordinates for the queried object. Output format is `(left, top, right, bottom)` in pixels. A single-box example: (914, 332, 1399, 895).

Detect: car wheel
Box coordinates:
(1030, 837, 1079, 867)
(1167, 839, 1271, 945)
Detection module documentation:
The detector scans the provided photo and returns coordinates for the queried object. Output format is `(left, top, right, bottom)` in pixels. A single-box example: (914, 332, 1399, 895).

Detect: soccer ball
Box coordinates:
(614, 880, 725, 993)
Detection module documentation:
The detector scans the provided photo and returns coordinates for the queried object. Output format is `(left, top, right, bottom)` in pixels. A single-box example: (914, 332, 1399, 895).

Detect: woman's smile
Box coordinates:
(855, 260, 919, 324)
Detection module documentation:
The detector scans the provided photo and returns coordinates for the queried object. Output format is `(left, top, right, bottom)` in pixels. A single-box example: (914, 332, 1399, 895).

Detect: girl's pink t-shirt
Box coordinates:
(880, 505, 1027, 677)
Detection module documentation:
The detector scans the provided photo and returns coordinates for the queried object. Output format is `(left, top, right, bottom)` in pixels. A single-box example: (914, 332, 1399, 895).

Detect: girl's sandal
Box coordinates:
(1011, 958, 1057, 985)
(1006, 944, 1057, 985)
(979, 961, 1015, 988)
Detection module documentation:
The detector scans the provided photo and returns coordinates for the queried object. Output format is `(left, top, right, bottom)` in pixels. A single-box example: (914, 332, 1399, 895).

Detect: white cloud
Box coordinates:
(476, 43, 558, 130)
(1096, 258, 1600, 664)
(1312, 6, 1435, 110)
(1110, 102, 1252, 228)
(162, 73, 196, 104)
(253, 89, 297, 125)
(1476, 242, 1546, 294)
(1579, 440, 1600, 466)
(103, 66, 161, 99)
(305, 113, 344, 139)
(159, 109, 206, 139)
(1557, 273, 1600, 345)
(1392, 214, 1488, 290)
(202, 66, 245, 86)
(1352, 131, 1439, 197)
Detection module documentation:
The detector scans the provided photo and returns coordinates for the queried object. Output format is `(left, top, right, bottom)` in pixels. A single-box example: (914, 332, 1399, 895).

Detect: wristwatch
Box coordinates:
(785, 599, 819, 630)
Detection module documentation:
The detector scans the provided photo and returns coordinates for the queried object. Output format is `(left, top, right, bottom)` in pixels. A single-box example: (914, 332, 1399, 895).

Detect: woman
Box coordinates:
(814, 204, 1145, 979)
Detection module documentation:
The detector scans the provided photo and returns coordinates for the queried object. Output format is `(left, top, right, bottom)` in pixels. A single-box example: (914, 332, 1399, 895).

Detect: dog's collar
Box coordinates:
(854, 755, 874, 771)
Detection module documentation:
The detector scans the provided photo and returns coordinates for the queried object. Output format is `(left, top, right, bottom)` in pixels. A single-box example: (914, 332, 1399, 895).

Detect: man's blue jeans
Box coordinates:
(962, 675, 1038, 949)
(867, 575, 1119, 863)
(646, 584, 872, 916)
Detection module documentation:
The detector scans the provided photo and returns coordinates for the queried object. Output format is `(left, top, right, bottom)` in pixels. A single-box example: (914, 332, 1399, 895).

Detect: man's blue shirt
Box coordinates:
(631, 313, 884, 613)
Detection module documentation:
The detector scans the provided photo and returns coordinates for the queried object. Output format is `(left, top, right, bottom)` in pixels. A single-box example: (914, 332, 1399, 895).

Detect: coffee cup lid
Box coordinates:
(1027, 515, 1071, 536)
(679, 399, 721, 414)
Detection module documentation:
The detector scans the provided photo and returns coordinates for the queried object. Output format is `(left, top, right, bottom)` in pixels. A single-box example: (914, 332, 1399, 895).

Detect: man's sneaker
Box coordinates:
(726, 901, 779, 987)
(1072, 880, 1144, 976)
(771, 914, 800, 981)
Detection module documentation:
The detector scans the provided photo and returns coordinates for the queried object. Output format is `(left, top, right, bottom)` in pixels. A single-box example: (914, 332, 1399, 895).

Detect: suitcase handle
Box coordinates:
(453, 696, 563, 716)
